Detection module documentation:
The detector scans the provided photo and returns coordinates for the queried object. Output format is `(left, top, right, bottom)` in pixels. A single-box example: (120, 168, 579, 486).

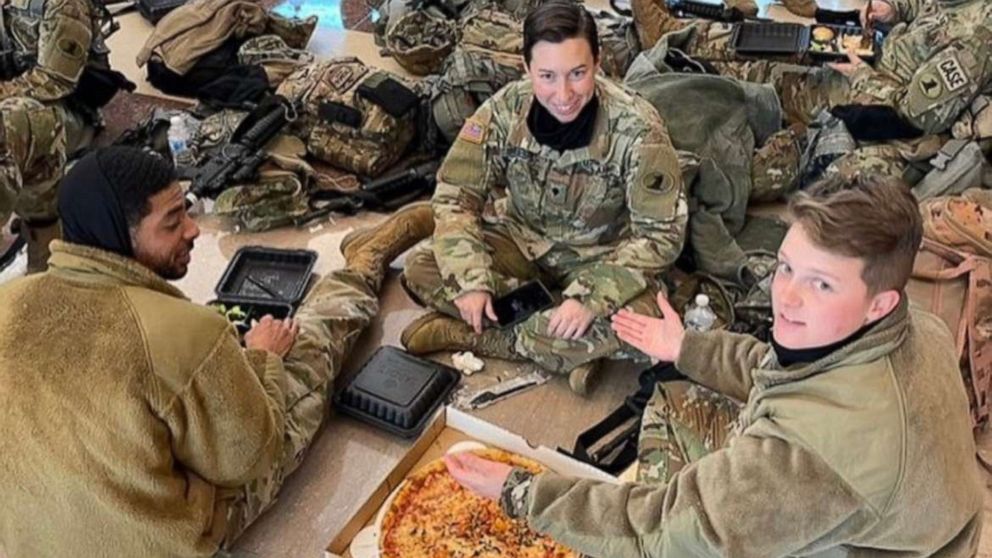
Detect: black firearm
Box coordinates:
(187, 95, 297, 206)
(294, 159, 441, 226)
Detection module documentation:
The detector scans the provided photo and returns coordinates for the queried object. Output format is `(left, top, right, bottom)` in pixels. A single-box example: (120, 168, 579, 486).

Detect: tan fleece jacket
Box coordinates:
(0, 242, 288, 557)
(503, 299, 984, 557)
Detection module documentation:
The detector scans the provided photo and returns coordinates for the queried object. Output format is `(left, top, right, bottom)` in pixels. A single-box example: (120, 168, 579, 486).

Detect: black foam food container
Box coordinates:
(215, 246, 317, 308)
(207, 298, 294, 336)
(806, 24, 879, 63)
(335, 346, 460, 438)
(731, 22, 808, 55)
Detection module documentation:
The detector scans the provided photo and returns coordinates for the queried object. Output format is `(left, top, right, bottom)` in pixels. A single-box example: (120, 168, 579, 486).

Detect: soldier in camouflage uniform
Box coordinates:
(1, 0, 116, 272)
(400, 1, 687, 394)
(634, 0, 992, 189)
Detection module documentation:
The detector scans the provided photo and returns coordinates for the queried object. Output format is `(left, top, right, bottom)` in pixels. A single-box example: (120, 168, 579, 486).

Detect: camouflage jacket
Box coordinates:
(847, 0, 992, 135)
(0, 0, 108, 101)
(432, 76, 687, 316)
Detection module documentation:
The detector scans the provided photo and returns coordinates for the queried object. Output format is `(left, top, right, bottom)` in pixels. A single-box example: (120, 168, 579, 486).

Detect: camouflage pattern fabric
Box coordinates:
(263, 12, 317, 50)
(384, 10, 457, 76)
(920, 188, 992, 258)
(402, 223, 665, 373)
(500, 467, 535, 519)
(276, 57, 419, 177)
(646, 0, 992, 137)
(0, 97, 67, 225)
(459, 6, 524, 54)
(406, 78, 687, 372)
(237, 34, 314, 87)
(593, 10, 641, 80)
(636, 380, 740, 484)
(750, 125, 804, 202)
(430, 77, 687, 319)
(0, 0, 108, 102)
(219, 267, 379, 546)
(213, 170, 310, 232)
(431, 44, 525, 144)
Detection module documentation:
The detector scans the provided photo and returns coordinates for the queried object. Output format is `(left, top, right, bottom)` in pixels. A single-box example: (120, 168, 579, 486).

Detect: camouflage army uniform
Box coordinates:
(218, 266, 380, 546)
(636, 0, 992, 184)
(403, 76, 688, 374)
(636, 380, 741, 484)
(0, 0, 110, 224)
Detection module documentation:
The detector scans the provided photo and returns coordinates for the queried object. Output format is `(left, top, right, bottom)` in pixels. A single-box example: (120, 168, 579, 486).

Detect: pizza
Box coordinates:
(379, 447, 579, 558)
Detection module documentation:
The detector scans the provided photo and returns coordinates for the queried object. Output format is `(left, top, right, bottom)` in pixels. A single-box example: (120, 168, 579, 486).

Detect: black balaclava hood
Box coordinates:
(58, 151, 136, 258)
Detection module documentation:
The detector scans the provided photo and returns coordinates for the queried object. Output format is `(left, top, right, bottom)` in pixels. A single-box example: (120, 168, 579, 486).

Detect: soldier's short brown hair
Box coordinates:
(523, 0, 599, 65)
(788, 174, 923, 295)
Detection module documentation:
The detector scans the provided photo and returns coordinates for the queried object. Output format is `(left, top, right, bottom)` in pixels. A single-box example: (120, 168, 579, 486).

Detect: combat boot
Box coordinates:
(340, 201, 434, 291)
(781, 0, 818, 18)
(401, 312, 519, 360)
(568, 359, 602, 397)
(20, 218, 60, 274)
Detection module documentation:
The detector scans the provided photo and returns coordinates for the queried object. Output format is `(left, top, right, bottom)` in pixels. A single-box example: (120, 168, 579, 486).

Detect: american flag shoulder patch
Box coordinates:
(458, 119, 487, 144)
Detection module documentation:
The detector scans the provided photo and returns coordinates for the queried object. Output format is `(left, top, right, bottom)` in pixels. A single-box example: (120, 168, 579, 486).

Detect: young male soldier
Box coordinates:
(446, 174, 984, 556)
(398, 1, 687, 394)
(0, 146, 433, 556)
(1, 0, 124, 271)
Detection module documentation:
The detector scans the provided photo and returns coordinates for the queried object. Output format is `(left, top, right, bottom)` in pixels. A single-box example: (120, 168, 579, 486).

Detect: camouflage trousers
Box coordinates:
(218, 267, 379, 548)
(637, 380, 741, 484)
(0, 97, 68, 225)
(402, 224, 662, 374)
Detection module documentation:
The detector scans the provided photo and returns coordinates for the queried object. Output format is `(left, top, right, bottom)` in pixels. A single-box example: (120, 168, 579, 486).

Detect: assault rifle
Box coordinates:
(186, 95, 297, 206)
(293, 159, 440, 226)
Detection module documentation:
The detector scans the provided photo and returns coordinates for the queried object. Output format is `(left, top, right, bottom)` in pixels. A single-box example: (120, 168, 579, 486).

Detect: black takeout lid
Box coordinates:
(335, 346, 460, 438)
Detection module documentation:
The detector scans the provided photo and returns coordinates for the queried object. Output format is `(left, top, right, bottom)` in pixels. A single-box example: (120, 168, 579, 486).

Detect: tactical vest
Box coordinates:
(276, 57, 419, 177)
(0, 0, 112, 80)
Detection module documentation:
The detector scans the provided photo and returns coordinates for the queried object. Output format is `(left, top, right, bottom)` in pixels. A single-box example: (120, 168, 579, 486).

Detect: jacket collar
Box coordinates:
(754, 297, 910, 388)
(507, 76, 612, 164)
(46, 240, 188, 301)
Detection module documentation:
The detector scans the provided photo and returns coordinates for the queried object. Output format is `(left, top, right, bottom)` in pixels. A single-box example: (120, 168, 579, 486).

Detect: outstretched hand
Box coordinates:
(443, 452, 513, 501)
(610, 292, 685, 362)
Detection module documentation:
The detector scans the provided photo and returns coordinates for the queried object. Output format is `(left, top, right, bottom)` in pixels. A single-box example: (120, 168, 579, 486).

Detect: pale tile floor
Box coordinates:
(3, 0, 991, 556)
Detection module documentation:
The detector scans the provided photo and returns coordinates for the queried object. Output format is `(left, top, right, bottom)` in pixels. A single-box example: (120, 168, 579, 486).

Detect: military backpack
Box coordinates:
(276, 57, 421, 177)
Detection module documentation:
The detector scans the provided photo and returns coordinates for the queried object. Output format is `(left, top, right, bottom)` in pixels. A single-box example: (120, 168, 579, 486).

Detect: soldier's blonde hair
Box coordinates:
(788, 174, 923, 295)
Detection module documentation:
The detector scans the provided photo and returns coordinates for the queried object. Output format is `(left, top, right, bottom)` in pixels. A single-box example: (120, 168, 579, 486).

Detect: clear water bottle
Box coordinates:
(684, 294, 717, 332)
(167, 116, 194, 168)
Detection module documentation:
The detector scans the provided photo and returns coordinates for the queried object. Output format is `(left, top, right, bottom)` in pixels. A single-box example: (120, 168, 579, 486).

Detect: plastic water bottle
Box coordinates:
(167, 116, 194, 168)
(684, 294, 717, 332)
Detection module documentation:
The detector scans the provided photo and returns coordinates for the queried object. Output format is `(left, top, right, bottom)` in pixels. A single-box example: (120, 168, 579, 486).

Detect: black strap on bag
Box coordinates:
(356, 73, 420, 118)
(563, 362, 688, 476)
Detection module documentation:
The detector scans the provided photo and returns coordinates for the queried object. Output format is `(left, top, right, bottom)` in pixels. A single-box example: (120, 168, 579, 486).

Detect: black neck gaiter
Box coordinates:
(527, 96, 599, 152)
(772, 320, 878, 368)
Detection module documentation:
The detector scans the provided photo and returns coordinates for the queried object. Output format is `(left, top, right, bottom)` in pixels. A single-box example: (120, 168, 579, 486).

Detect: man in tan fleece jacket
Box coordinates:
(0, 146, 432, 557)
(446, 174, 984, 557)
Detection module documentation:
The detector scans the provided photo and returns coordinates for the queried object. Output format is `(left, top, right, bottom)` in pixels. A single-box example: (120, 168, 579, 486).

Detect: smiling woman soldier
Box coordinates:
(394, 0, 687, 394)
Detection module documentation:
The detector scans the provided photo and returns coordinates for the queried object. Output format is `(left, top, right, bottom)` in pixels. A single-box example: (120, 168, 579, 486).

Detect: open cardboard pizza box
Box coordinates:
(326, 405, 618, 558)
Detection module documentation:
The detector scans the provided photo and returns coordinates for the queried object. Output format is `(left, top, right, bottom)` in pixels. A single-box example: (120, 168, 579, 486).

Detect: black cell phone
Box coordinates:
(493, 281, 555, 328)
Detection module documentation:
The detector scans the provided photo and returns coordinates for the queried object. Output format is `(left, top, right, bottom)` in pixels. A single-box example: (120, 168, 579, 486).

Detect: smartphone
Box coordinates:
(492, 281, 554, 328)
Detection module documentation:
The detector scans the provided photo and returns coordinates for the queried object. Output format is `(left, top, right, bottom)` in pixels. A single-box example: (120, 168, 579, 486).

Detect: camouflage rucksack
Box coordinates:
(459, 5, 525, 53)
(213, 170, 311, 232)
(592, 10, 641, 79)
(276, 57, 420, 177)
(431, 45, 525, 143)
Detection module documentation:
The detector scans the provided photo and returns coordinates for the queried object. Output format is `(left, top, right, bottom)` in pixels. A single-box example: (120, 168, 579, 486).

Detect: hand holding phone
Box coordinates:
(493, 281, 555, 328)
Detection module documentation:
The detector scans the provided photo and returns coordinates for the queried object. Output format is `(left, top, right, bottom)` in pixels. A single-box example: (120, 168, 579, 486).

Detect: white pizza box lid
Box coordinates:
(326, 405, 618, 556)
